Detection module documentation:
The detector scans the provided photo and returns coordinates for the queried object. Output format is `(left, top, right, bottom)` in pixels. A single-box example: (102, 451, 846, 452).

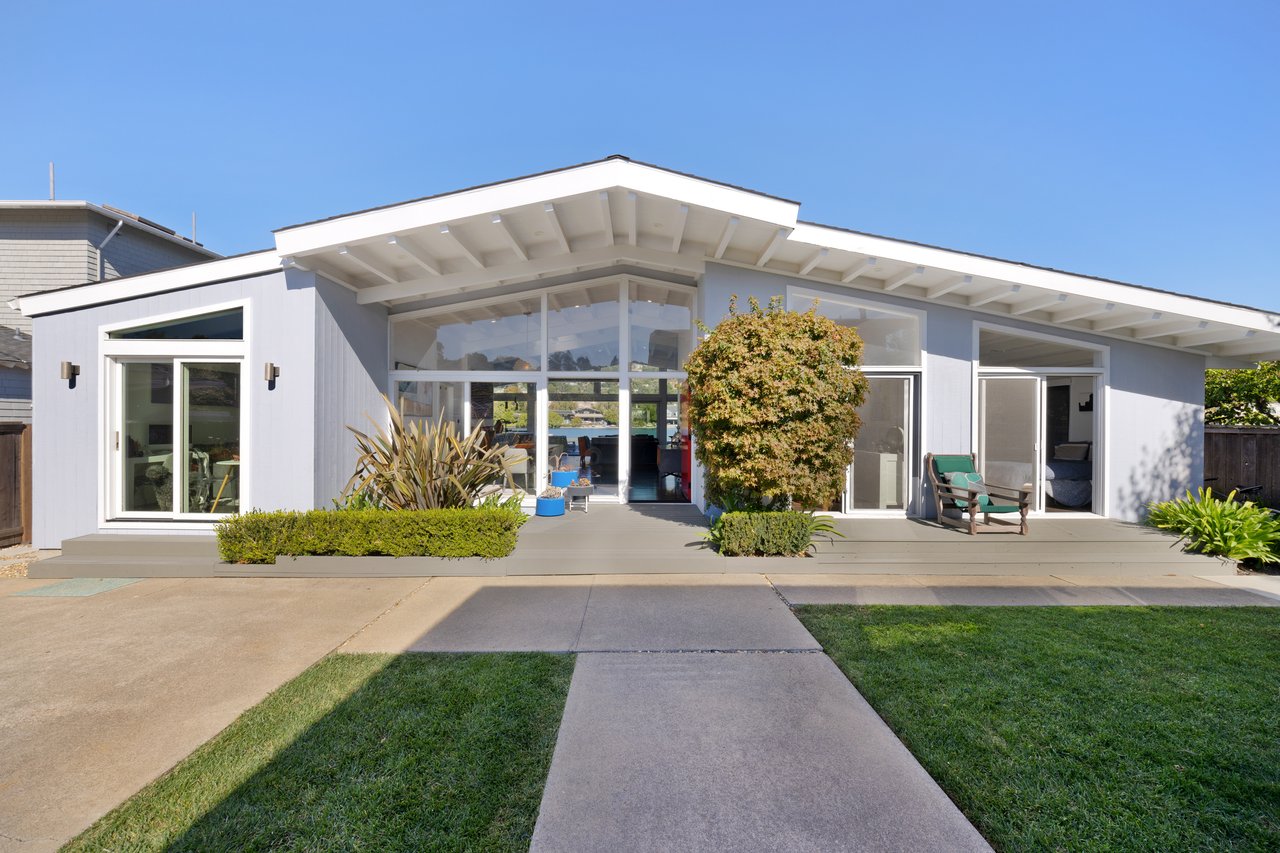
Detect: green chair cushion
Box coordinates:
(981, 504, 1022, 514)
(933, 455, 977, 476)
(947, 471, 990, 508)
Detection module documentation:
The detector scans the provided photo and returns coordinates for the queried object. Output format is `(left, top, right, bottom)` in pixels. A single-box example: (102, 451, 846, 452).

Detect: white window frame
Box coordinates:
(971, 321, 1110, 517)
(99, 299, 250, 529)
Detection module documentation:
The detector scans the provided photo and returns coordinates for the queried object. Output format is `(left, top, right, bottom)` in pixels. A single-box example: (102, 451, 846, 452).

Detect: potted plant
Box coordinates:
(535, 485, 566, 517)
(564, 477, 594, 512)
(549, 453, 577, 488)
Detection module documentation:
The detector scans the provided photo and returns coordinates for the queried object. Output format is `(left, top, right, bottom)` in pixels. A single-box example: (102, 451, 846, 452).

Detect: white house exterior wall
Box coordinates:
(698, 262, 1205, 522)
(29, 271, 316, 548)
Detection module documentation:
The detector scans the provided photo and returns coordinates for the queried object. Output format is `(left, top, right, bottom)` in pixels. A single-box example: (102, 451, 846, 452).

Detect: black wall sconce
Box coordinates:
(60, 361, 80, 388)
(1078, 392, 1094, 412)
(264, 362, 280, 387)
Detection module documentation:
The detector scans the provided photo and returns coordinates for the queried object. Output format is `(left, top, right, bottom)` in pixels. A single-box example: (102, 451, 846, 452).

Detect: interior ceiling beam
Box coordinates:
(926, 274, 971, 299)
(491, 214, 527, 261)
(439, 224, 485, 269)
(1052, 301, 1114, 324)
(670, 204, 689, 253)
(598, 192, 615, 245)
(1009, 292, 1068, 316)
(339, 245, 400, 284)
(968, 284, 1021, 307)
(543, 203, 571, 254)
(756, 228, 788, 267)
(883, 265, 925, 292)
(1135, 319, 1208, 340)
(626, 192, 638, 246)
(1177, 327, 1255, 348)
(841, 257, 877, 284)
(1092, 311, 1161, 333)
(713, 216, 739, 259)
(358, 243, 704, 304)
(798, 247, 828, 276)
(387, 235, 441, 276)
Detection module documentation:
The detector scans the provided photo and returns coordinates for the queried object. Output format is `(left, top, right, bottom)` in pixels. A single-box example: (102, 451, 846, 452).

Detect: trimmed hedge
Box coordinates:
(715, 510, 814, 556)
(216, 507, 528, 564)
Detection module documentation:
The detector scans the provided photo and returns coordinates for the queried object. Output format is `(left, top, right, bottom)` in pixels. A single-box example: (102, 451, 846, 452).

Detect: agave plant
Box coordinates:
(343, 396, 519, 510)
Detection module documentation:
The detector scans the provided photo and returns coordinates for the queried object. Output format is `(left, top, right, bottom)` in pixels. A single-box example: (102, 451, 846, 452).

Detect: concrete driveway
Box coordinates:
(0, 576, 422, 852)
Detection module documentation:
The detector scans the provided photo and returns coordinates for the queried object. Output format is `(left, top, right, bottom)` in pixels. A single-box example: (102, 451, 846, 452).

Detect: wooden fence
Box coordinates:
(0, 424, 32, 547)
(1204, 426, 1280, 508)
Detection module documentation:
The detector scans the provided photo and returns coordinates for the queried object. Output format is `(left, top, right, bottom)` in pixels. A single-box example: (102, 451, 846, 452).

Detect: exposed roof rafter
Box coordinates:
(883, 265, 925, 292)
(842, 257, 877, 284)
(1135, 319, 1208, 340)
(798, 248, 828, 276)
(491, 214, 528, 261)
(756, 228, 789, 267)
(969, 284, 1021, 307)
(338, 245, 400, 284)
(671, 204, 689, 253)
(1009, 292, 1068, 316)
(1053, 302, 1114, 324)
(598, 191, 615, 245)
(927, 274, 971, 299)
(387, 235, 441, 276)
(713, 216, 739, 259)
(439, 224, 485, 268)
(1093, 311, 1161, 333)
(543, 203, 571, 254)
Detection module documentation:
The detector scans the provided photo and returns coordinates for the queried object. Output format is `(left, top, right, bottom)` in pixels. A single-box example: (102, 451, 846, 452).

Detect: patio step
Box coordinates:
(59, 534, 219, 559)
(29, 555, 223, 579)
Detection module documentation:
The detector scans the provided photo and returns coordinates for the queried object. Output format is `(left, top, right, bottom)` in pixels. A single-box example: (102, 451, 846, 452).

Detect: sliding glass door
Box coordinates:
(977, 376, 1042, 509)
(112, 358, 242, 518)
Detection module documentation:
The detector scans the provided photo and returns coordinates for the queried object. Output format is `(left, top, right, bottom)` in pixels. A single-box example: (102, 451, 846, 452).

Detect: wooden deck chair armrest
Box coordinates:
(934, 483, 981, 499)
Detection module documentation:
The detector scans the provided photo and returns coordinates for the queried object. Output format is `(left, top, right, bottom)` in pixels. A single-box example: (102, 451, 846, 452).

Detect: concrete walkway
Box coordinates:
(4, 570, 1273, 851)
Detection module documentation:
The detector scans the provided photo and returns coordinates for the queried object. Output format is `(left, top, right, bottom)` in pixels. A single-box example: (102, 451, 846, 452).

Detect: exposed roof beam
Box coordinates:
(670, 204, 689, 253)
(713, 216, 739, 259)
(1009, 292, 1068, 316)
(543, 203, 571, 254)
(338, 245, 400, 284)
(281, 256, 310, 272)
(1053, 301, 1114, 324)
(968, 284, 1021, 307)
(1135, 319, 1208, 340)
(1093, 311, 1161, 333)
(1216, 333, 1273, 357)
(756, 228, 788, 267)
(439, 224, 485, 268)
(598, 192, 615, 245)
(358, 243, 705, 304)
(883, 265, 925, 292)
(387, 235, 441, 276)
(1177, 327, 1255, 348)
(841, 257, 877, 284)
(926, 274, 971, 299)
(491, 214, 527, 261)
(626, 192, 638, 246)
(798, 248, 828, 276)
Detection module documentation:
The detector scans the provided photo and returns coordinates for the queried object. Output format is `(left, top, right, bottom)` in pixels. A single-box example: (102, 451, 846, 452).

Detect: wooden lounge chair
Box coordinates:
(926, 453, 1031, 535)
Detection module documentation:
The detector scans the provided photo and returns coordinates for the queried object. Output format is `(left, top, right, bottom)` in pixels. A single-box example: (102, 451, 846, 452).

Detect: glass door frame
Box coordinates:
(974, 367, 1106, 516)
(106, 355, 245, 522)
(843, 371, 917, 516)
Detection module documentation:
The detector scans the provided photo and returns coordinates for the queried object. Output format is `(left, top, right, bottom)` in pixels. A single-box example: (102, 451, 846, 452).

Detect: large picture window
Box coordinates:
(788, 290, 921, 366)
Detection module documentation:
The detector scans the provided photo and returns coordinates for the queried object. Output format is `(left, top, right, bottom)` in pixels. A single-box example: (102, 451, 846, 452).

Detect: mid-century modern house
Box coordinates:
(14, 157, 1280, 549)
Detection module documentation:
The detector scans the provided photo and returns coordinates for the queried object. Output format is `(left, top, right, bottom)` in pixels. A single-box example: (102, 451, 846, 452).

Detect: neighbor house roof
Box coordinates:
(14, 157, 1280, 362)
(0, 200, 221, 258)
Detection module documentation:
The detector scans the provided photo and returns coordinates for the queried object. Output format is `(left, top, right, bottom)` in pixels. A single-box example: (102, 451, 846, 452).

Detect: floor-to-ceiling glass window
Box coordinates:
(390, 277, 693, 504)
(788, 289, 922, 514)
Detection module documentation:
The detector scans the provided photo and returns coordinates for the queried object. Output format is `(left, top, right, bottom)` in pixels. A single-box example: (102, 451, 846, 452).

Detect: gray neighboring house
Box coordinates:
(0, 201, 219, 422)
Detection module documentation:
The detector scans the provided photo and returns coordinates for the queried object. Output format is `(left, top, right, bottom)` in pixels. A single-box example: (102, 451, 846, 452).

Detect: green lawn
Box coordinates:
(797, 606, 1280, 852)
(65, 652, 574, 852)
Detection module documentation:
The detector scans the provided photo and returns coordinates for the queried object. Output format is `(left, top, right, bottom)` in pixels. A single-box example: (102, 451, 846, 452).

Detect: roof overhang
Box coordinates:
(15, 158, 1280, 362)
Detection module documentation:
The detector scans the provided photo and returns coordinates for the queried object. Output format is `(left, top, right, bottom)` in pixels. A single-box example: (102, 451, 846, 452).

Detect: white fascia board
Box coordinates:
(275, 160, 800, 257)
(789, 222, 1280, 334)
(0, 200, 221, 258)
(16, 250, 281, 316)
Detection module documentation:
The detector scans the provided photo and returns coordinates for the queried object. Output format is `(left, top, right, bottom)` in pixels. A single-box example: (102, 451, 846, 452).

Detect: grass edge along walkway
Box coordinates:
(64, 652, 574, 852)
(797, 605, 1280, 853)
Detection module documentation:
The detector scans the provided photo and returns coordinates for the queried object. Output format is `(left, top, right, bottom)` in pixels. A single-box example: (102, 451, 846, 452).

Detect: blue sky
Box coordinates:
(3, 1, 1277, 308)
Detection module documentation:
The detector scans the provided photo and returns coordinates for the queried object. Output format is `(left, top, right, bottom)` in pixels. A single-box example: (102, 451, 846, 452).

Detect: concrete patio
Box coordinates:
(34, 504, 1231, 578)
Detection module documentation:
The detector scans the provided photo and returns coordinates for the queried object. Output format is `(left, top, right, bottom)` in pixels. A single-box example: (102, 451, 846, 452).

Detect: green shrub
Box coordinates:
(1146, 488, 1280, 564)
(217, 507, 528, 564)
(684, 294, 868, 510)
(709, 510, 841, 556)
